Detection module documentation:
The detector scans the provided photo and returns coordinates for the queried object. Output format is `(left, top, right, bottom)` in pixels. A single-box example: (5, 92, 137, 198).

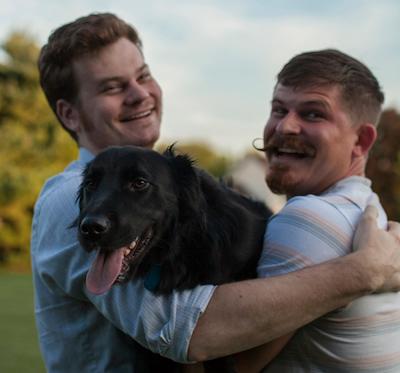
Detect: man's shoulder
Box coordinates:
(34, 160, 84, 219)
(275, 177, 380, 231)
(283, 177, 371, 216)
(283, 193, 348, 215)
(272, 191, 357, 235)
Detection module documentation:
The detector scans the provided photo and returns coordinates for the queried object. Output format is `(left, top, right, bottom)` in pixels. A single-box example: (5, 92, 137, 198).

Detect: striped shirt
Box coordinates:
(258, 176, 400, 372)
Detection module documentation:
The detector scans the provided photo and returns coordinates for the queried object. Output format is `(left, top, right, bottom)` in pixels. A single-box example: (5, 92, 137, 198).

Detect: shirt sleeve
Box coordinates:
(85, 281, 214, 362)
(257, 195, 355, 278)
(31, 172, 215, 363)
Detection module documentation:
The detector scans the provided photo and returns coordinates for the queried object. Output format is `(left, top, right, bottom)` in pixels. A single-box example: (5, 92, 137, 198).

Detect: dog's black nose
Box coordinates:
(80, 216, 111, 238)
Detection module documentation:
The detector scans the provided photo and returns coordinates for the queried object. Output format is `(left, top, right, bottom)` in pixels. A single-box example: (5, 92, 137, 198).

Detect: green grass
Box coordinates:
(0, 272, 45, 373)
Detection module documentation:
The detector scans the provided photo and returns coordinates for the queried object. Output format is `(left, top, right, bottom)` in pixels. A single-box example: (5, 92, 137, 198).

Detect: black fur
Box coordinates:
(76, 145, 272, 372)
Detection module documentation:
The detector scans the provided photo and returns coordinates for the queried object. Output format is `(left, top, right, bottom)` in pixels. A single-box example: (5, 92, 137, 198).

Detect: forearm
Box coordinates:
(188, 250, 375, 361)
(234, 333, 294, 373)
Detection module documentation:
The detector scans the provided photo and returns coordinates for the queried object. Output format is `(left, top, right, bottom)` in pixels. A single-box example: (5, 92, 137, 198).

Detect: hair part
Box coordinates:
(38, 13, 143, 141)
(276, 49, 384, 126)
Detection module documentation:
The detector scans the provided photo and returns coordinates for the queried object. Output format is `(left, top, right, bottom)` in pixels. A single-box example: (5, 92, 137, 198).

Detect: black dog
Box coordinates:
(76, 145, 272, 372)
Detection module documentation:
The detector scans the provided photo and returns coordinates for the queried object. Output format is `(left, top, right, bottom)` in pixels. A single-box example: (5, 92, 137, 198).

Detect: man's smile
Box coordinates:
(265, 136, 316, 164)
(120, 107, 155, 122)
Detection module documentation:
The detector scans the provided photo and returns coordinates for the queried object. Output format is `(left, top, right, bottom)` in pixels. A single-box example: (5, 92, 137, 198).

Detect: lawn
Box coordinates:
(0, 272, 45, 373)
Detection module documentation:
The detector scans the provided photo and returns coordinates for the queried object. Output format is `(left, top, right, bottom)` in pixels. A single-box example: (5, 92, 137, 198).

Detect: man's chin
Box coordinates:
(114, 129, 159, 150)
(266, 173, 296, 197)
(133, 132, 160, 149)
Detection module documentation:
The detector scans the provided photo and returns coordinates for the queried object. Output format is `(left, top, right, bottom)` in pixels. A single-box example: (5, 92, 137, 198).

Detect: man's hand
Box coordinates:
(353, 205, 400, 292)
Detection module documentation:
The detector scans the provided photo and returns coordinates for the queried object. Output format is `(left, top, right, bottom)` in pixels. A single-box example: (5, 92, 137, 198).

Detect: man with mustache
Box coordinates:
(235, 49, 400, 372)
(31, 13, 400, 372)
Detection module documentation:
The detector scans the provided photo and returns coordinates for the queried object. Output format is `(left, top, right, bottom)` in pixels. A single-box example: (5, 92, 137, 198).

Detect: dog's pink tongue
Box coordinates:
(86, 248, 125, 295)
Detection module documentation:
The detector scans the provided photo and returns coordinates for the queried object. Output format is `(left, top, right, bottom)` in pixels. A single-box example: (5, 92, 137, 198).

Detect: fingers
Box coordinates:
(387, 221, 400, 239)
(363, 205, 379, 220)
(356, 205, 378, 236)
(353, 211, 374, 253)
(355, 207, 400, 293)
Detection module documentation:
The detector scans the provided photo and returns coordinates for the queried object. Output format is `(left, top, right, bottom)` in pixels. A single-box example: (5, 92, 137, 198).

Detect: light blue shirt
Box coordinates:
(31, 148, 215, 372)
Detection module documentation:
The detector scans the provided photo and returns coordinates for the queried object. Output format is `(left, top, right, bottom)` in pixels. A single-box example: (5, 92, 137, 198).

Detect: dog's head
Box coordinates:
(76, 145, 199, 294)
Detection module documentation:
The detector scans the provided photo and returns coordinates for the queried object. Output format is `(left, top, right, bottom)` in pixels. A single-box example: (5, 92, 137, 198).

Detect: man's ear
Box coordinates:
(353, 123, 377, 157)
(56, 99, 80, 133)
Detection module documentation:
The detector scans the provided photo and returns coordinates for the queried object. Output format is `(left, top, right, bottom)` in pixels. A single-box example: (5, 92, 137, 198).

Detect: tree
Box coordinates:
(366, 108, 400, 220)
(0, 32, 235, 270)
(156, 141, 233, 178)
(0, 32, 76, 269)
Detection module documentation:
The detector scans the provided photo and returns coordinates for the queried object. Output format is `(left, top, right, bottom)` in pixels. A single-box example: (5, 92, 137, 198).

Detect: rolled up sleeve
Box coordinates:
(86, 281, 215, 362)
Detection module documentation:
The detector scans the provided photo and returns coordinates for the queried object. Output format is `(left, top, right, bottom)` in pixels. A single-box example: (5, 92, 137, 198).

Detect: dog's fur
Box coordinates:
(76, 145, 272, 372)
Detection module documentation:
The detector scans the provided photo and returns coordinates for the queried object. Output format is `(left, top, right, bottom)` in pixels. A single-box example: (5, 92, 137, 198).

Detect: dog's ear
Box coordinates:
(163, 145, 205, 221)
(76, 163, 91, 209)
(163, 144, 196, 177)
(68, 165, 90, 229)
(163, 145, 198, 191)
(74, 161, 94, 217)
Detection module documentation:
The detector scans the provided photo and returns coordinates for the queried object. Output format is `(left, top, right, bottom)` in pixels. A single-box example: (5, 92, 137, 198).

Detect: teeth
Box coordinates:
(137, 110, 152, 118)
(117, 273, 127, 282)
(117, 230, 154, 284)
(278, 148, 302, 154)
(129, 239, 138, 249)
(130, 110, 152, 120)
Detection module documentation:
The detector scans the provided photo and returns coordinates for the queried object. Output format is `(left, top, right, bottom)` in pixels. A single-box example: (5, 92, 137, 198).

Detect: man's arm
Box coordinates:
(230, 193, 368, 371)
(33, 177, 400, 364)
(233, 333, 294, 373)
(188, 206, 400, 361)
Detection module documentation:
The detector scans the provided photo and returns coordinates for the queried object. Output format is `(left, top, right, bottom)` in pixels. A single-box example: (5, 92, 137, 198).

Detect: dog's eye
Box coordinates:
(85, 180, 97, 191)
(128, 178, 150, 192)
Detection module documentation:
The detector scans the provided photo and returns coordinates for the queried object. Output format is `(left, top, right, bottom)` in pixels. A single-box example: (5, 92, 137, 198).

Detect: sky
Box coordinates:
(0, 0, 399, 156)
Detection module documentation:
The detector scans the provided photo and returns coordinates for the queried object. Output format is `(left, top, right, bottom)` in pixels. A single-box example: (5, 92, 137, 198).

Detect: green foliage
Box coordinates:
(4, 30, 398, 269)
(157, 141, 233, 178)
(0, 272, 45, 372)
(0, 32, 76, 268)
(366, 108, 400, 220)
(0, 31, 234, 269)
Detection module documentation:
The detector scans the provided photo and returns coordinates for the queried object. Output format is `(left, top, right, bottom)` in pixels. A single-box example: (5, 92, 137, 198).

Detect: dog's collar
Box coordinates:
(144, 264, 161, 292)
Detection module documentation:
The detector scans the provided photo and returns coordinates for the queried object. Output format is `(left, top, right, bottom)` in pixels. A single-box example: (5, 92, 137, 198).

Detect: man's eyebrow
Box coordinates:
(270, 98, 284, 105)
(139, 64, 149, 72)
(271, 98, 329, 106)
(300, 100, 331, 110)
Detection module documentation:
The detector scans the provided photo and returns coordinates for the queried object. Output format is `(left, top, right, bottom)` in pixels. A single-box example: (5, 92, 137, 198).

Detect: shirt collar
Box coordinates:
(78, 148, 95, 164)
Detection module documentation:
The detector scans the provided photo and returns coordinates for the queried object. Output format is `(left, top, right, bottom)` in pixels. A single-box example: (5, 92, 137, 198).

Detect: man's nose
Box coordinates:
(275, 113, 301, 134)
(124, 81, 150, 105)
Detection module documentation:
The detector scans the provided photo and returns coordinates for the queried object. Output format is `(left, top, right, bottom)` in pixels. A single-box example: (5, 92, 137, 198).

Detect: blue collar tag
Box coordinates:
(144, 264, 161, 292)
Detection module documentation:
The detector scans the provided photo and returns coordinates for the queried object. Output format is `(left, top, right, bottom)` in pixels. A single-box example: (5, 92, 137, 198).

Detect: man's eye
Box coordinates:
(271, 107, 287, 117)
(102, 85, 123, 93)
(127, 178, 150, 192)
(138, 71, 152, 82)
(303, 111, 324, 120)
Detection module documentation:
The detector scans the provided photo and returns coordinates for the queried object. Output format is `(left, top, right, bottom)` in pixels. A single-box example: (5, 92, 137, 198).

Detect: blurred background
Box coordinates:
(0, 0, 399, 371)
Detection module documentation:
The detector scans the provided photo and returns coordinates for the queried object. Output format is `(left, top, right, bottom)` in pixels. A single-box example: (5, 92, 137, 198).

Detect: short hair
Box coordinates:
(276, 49, 384, 126)
(38, 13, 143, 140)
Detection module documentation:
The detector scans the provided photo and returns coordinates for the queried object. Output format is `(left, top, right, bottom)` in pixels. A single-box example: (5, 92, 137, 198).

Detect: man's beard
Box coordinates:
(264, 134, 315, 196)
(266, 163, 295, 196)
